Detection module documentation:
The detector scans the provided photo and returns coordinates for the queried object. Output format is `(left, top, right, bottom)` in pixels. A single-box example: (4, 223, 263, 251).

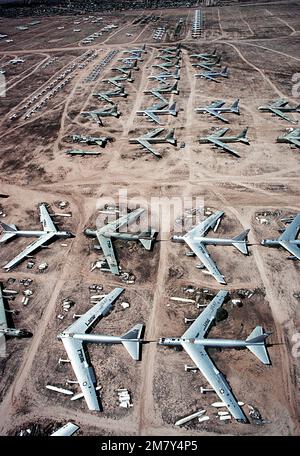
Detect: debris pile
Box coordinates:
(117, 389, 133, 408)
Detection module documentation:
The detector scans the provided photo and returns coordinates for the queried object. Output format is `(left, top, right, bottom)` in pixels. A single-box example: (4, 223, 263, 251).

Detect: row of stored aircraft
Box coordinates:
(55, 286, 271, 423)
(1, 204, 299, 284)
(0, 281, 271, 423)
(80, 46, 147, 126)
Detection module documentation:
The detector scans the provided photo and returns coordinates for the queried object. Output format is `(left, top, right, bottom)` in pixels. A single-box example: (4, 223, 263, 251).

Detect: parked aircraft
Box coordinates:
(258, 99, 300, 124)
(136, 101, 177, 124)
(172, 210, 250, 284)
(148, 68, 180, 83)
(152, 60, 180, 70)
(276, 128, 300, 147)
(198, 127, 249, 158)
(103, 73, 133, 87)
(261, 212, 300, 260)
(58, 287, 144, 411)
(0, 283, 32, 357)
(84, 208, 156, 275)
(81, 105, 120, 125)
(195, 67, 228, 82)
(129, 127, 176, 158)
(159, 290, 271, 422)
(92, 87, 127, 104)
(65, 149, 102, 156)
(190, 49, 218, 60)
(123, 44, 146, 54)
(70, 134, 112, 147)
(51, 422, 79, 436)
(0, 204, 74, 271)
(195, 100, 240, 123)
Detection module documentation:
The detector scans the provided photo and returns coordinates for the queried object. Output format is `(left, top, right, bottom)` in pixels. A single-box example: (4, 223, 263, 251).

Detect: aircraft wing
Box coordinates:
(98, 208, 144, 234)
(62, 288, 124, 334)
(181, 342, 247, 422)
(40, 204, 56, 232)
(51, 422, 79, 436)
(183, 239, 226, 284)
(60, 337, 101, 411)
(288, 138, 300, 147)
(3, 232, 56, 271)
(185, 211, 224, 237)
(207, 109, 229, 123)
(143, 127, 165, 139)
(137, 139, 162, 158)
(271, 99, 288, 107)
(279, 241, 300, 260)
(208, 137, 241, 158)
(200, 73, 220, 82)
(182, 290, 228, 339)
(0, 285, 7, 357)
(208, 100, 224, 108)
(270, 108, 296, 123)
(97, 234, 119, 274)
(278, 213, 300, 241)
(144, 111, 163, 124)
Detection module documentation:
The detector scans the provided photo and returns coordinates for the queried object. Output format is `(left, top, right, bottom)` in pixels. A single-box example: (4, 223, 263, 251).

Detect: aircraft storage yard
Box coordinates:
(0, 0, 300, 437)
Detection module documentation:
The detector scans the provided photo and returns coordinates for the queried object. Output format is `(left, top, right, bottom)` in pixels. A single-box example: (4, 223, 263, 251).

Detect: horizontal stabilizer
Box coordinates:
(232, 229, 250, 255)
(121, 323, 144, 360)
(0, 222, 17, 243)
(246, 326, 271, 365)
(139, 229, 156, 250)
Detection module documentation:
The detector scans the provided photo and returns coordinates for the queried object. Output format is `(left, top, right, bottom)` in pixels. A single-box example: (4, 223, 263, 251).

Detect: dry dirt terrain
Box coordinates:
(0, 2, 299, 436)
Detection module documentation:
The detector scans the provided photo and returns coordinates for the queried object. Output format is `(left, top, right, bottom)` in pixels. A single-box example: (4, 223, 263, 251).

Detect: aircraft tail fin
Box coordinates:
(166, 128, 176, 144)
(222, 67, 228, 76)
(171, 81, 179, 94)
(0, 222, 17, 243)
(232, 229, 250, 255)
(139, 228, 156, 250)
(296, 105, 300, 112)
(169, 102, 177, 116)
(237, 127, 249, 144)
(121, 324, 144, 360)
(246, 326, 271, 365)
(231, 99, 240, 114)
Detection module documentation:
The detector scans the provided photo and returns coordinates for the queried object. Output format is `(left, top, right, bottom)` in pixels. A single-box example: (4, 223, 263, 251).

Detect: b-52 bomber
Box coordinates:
(195, 67, 228, 82)
(159, 290, 271, 423)
(172, 210, 250, 284)
(144, 82, 179, 103)
(191, 58, 221, 71)
(136, 101, 177, 124)
(70, 134, 112, 147)
(261, 212, 300, 260)
(258, 99, 300, 124)
(81, 105, 120, 125)
(112, 61, 139, 73)
(276, 128, 300, 148)
(148, 68, 180, 84)
(0, 203, 74, 271)
(198, 127, 249, 158)
(103, 73, 134, 87)
(195, 99, 240, 123)
(92, 87, 127, 104)
(129, 127, 176, 158)
(123, 44, 146, 54)
(152, 60, 180, 70)
(190, 49, 218, 60)
(58, 287, 144, 411)
(0, 283, 32, 357)
(84, 208, 156, 275)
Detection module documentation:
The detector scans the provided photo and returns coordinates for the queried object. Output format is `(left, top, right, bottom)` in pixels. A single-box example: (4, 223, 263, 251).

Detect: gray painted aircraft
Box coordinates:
(129, 127, 176, 158)
(172, 210, 250, 284)
(258, 99, 300, 123)
(195, 99, 240, 123)
(51, 422, 79, 436)
(84, 208, 156, 275)
(65, 149, 101, 156)
(190, 49, 218, 60)
(136, 101, 177, 125)
(112, 61, 139, 72)
(117, 56, 143, 63)
(70, 134, 112, 147)
(276, 128, 300, 148)
(195, 67, 228, 82)
(261, 212, 300, 260)
(191, 56, 221, 71)
(58, 287, 144, 411)
(198, 127, 249, 158)
(81, 105, 120, 125)
(144, 82, 179, 104)
(152, 59, 180, 70)
(0, 204, 74, 271)
(157, 53, 181, 62)
(92, 86, 127, 104)
(148, 68, 180, 83)
(159, 290, 271, 423)
(0, 283, 32, 357)
(123, 44, 146, 54)
(103, 73, 134, 87)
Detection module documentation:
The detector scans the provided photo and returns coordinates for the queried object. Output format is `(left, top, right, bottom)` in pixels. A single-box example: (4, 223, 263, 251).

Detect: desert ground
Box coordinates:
(0, 1, 299, 436)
